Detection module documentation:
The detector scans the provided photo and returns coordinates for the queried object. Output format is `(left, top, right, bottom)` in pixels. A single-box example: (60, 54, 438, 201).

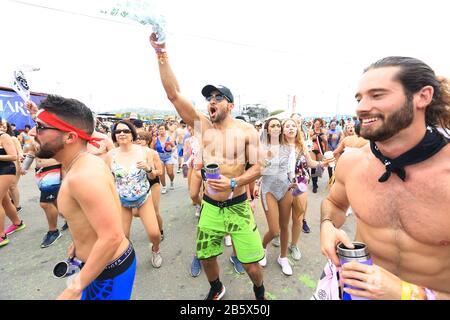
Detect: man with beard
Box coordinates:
(27, 95, 135, 300)
(149, 33, 265, 300)
(320, 57, 450, 299)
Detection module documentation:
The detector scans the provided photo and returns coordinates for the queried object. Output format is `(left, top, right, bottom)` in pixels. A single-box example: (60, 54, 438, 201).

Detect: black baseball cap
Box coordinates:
(201, 84, 234, 103)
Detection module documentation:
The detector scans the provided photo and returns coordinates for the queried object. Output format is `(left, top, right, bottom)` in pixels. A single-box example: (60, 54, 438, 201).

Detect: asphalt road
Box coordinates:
(0, 170, 355, 300)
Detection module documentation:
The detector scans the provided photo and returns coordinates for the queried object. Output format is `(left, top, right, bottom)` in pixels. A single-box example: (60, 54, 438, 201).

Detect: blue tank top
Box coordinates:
(155, 137, 172, 161)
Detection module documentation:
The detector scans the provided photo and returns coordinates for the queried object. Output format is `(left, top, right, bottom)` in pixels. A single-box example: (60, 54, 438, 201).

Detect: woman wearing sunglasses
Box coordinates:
(106, 120, 163, 268)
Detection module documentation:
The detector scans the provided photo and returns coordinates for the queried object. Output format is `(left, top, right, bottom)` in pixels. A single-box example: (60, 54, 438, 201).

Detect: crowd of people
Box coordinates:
(0, 32, 449, 301)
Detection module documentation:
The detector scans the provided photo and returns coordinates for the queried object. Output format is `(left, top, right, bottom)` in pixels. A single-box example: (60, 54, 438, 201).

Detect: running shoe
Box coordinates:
(302, 219, 311, 233)
(5, 220, 26, 235)
(176, 168, 181, 173)
(204, 284, 226, 300)
(170, 181, 175, 190)
(151, 245, 162, 268)
(41, 230, 62, 248)
(0, 234, 9, 247)
(289, 244, 302, 261)
(161, 186, 167, 194)
(229, 256, 245, 275)
(224, 235, 232, 247)
(271, 235, 280, 247)
(277, 256, 293, 276)
(190, 255, 202, 277)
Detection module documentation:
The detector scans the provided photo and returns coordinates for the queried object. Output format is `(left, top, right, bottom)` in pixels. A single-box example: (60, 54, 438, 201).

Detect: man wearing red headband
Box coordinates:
(27, 96, 136, 300)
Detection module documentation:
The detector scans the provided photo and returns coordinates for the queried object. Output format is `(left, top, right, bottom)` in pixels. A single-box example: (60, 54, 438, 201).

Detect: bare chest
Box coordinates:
(347, 160, 450, 246)
(202, 130, 247, 165)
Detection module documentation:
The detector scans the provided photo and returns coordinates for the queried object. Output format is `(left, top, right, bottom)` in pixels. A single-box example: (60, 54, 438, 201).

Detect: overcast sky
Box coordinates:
(1, 0, 450, 116)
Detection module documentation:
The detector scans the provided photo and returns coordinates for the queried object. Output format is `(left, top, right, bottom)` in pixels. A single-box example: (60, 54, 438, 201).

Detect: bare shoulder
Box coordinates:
(69, 154, 111, 184)
(235, 120, 257, 134)
(335, 143, 369, 176)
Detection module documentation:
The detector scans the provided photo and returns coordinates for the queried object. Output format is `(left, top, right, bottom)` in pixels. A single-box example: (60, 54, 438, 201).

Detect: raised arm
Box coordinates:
(149, 33, 204, 128)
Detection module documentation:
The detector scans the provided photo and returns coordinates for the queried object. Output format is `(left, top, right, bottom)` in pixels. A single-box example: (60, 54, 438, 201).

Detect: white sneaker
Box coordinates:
(224, 235, 232, 247)
(161, 186, 167, 194)
(277, 256, 293, 276)
(151, 245, 162, 268)
(177, 168, 181, 173)
(271, 235, 280, 247)
(289, 244, 302, 261)
(194, 205, 201, 218)
(170, 182, 174, 190)
(258, 248, 267, 267)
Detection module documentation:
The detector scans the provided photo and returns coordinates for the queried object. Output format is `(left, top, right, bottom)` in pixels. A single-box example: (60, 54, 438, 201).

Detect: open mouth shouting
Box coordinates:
(209, 106, 217, 119)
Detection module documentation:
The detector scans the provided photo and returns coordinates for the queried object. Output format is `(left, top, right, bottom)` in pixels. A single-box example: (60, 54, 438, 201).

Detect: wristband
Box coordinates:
(401, 281, 413, 300)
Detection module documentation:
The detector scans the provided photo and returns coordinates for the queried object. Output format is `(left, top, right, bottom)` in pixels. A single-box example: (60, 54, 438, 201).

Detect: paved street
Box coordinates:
(1, 170, 355, 300)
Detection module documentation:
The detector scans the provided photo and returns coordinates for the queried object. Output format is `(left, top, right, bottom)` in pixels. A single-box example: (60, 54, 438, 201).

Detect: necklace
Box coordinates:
(65, 151, 86, 173)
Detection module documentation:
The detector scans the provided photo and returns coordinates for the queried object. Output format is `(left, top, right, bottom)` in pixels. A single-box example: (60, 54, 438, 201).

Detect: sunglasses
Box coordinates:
(115, 129, 132, 134)
(35, 122, 63, 134)
(206, 94, 229, 102)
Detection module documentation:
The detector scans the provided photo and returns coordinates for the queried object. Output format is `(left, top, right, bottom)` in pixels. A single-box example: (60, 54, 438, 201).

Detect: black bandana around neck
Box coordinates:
(370, 126, 449, 183)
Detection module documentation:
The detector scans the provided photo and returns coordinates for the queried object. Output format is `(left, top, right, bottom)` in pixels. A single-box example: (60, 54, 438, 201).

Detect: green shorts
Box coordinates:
(196, 193, 264, 264)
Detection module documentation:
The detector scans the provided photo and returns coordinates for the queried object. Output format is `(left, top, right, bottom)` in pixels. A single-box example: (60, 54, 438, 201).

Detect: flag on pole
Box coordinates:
(11, 69, 30, 102)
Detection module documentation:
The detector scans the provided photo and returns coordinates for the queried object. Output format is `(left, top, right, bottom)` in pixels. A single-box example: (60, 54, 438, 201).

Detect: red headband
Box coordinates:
(36, 110, 103, 148)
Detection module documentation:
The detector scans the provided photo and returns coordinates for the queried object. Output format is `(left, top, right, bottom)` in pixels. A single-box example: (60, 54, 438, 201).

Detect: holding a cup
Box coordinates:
(204, 163, 220, 194)
(323, 151, 336, 168)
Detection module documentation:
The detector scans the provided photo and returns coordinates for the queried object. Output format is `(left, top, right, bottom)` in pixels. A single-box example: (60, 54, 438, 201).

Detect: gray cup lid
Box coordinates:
(337, 241, 370, 258)
(205, 163, 220, 173)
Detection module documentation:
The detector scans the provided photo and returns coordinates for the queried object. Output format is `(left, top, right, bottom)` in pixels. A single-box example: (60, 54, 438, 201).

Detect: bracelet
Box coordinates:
(401, 281, 426, 300)
(145, 168, 153, 173)
(401, 281, 413, 300)
(424, 288, 436, 300)
(157, 51, 168, 64)
(320, 218, 335, 227)
(155, 48, 166, 54)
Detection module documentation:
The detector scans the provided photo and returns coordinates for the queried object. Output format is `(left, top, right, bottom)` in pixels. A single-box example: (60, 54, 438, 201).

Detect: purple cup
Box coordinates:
(337, 242, 373, 300)
(205, 163, 220, 194)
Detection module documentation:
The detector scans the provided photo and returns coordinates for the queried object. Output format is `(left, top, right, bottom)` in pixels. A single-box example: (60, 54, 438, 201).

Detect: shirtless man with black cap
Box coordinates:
(149, 33, 266, 300)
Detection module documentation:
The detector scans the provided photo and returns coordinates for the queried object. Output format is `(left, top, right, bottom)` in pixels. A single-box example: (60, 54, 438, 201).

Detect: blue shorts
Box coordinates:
(81, 243, 136, 300)
(177, 144, 183, 157)
(120, 192, 149, 209)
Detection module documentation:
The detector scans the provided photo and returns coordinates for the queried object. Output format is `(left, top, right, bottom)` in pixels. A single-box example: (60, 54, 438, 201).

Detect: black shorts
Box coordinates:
(149, 176, 160, 188)
(40, 189, 59, 203)
(0, 162, 16, 175)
